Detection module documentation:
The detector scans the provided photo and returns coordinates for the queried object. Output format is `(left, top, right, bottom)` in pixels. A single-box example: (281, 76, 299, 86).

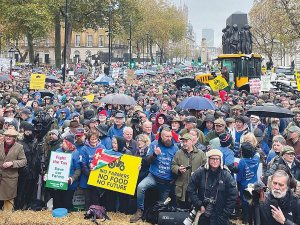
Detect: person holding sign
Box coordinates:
(0, 129, 27, 211)
(105, 136, 132, 213)
(79, 132, 105, 210)
(52, 134, 81, 211)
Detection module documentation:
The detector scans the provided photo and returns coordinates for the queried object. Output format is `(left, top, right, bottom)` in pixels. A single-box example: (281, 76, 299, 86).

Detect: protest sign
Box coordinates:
(123, 70, 127, 79)
(46, 151, 72, 190)
(261, 67, 267, 73)
(30, 74, 46, 90)
(88, 154, 141, 195)
(112, 68, 119, 78)
(209, 75, 228, 91)
(296, 73, 300, 91)
(83, 94, 95, 102)
(260, 74, 271, 91)
(72, 189, 85, 211)
(249, 79, 261, 93)
(126, 70, 134, 85)
(0, 58, 15, 72)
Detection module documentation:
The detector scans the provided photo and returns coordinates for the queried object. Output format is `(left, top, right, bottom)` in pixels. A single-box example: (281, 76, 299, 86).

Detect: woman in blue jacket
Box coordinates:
(79, 132, 105, 210)
(52, 134, 81, 212)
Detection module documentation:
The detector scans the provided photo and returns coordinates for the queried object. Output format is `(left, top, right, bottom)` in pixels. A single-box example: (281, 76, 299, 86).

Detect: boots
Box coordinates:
(242, 205, 249, 225)
(130, 209, 143, 223)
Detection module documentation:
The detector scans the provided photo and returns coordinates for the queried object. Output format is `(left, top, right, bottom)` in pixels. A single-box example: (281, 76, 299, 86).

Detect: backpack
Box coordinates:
(84, 205, 110, 225)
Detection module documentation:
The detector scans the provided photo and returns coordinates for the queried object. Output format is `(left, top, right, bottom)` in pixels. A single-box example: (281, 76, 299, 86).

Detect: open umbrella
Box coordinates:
(134, 69, 147, 75)
(94, 76, 114, 85)
(177, 96, 217, 110)
(149, 66, 158, 70)
(45, 75, 60, 83)
(100, 93, 136, 105)
(247, 105, 294, 118)
(1, 73, 14, 80)
(175, 76, 196, 88)
(36, 90, 55, 98)
(0, 75, 8, 82)
(11, 71, 20, 77)
(75, 68, 89, 74)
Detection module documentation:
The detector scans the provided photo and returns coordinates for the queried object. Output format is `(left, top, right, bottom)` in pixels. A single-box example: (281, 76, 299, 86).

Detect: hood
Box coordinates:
(85, 140, 102, 148)
(155, 112, 166, 127)
(33, 92, 41, 103)
(114, 136, 126, 152)
(219, 90, 228, 102)
(55, 107, 71, 120)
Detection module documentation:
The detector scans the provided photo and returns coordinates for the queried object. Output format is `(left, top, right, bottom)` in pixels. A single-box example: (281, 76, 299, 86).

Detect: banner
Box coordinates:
(260, 74, 271, 91)
(83, 94, 95, 102)
(88, 154, 141, 195)
(46, 151, 72, 190)
(126, 70, 134, 84)
(209, 75, 228, 91)
(249, 79, 261, 93)
(30, 74, 46, 90)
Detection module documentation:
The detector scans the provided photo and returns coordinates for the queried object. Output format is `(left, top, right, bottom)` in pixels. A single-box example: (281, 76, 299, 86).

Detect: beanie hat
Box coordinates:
(204, 149, 223, 170)
(241, 142, 255, 158)
(8, 121, 18, 131)
(50, 129, 61, 138)
(24, 123, 34, 131)
(219, 133, 233, 147)
(236, 115, 245, 124)
(64, 134, 75, 146)
(98, 110, 107, 116)
(20, 121, 29, 130)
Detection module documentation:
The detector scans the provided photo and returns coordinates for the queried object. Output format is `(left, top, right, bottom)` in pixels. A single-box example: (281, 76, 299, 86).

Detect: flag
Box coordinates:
(75, 63, 81, 71)
(155, 129, 179, 143)
(91, 148, 123, 170)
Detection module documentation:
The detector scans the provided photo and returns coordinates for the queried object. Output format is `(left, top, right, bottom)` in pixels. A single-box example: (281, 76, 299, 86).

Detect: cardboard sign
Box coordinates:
(83, 94, 95, 102)
(296, 73, 300, 91)
(209, 75, 228, 91)
(30, 74, 46, 90)
(249, 79, 261, 93)
(46, 152, 72, 190)
(88, 154, 142, 195)
(126, 70, 134, 85)
(260, 75, 271, 91)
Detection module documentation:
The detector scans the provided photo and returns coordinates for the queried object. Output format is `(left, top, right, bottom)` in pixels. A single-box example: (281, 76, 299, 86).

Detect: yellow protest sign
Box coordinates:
(83, 94, 94, 102)
(30, 74, 46, 90)
(209, 75, 228, 91)
(271, 68, 274, 73)
(88, 155, 142, 195)
(261, 67, 267, 73)
(296, 73, 300, 91)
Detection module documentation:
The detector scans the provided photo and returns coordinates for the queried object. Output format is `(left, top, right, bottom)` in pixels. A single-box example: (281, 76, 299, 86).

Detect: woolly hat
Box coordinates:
(50, 129, 61, 138)
(235, 115, 245, 124)
(64, 134, 75, 146)
(204, 149, 223, 170)
(219, 133, 233, 147)
(241, 142, 256, 158)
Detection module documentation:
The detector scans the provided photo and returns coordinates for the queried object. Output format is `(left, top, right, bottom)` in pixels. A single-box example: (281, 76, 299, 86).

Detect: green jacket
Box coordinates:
(179, 128, 205, 145)
(204, 130, 234, 151)
(171, 146, 206, 202)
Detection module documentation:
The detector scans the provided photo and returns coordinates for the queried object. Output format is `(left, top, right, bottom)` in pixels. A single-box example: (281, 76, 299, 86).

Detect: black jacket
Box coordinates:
(187, 167, 237, 225)
(259, 190, 300, 225)
(18, 138, 40, 179)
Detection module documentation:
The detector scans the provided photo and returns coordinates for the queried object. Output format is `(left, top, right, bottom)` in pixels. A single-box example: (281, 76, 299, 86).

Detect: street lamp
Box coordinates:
(146, 33, 149, 66)
(0, 33, 2, 58)
(129, 20, 132, 67)
(63, 0, 68, 83)
(108, 3, 112, 68)
(8, 47, 15, 75)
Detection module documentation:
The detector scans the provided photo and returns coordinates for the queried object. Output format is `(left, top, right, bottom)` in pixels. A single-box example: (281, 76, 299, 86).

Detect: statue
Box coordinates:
(230, 24, 240, 54)
(244, 24, 252, 54)
(225, 24, 231, 54)
(222, 28, 227, 54)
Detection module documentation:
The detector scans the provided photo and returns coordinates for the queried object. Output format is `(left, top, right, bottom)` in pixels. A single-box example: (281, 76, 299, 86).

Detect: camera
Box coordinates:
(32, 110, 53, 140)
(183, 207, 197, 225)
(203, 197, 216, 217)
(131, 112, 141, 125)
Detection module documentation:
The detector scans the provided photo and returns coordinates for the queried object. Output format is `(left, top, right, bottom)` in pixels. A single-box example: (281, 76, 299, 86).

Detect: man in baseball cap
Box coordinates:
(74, 128, 86, 151)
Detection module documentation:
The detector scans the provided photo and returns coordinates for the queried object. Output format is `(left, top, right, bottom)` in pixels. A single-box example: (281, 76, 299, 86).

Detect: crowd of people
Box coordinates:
(0, 65, 300, 224)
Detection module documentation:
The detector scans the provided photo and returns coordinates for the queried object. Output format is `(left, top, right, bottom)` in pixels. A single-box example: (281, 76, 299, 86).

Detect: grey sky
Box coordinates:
(171, 0, 254, 47)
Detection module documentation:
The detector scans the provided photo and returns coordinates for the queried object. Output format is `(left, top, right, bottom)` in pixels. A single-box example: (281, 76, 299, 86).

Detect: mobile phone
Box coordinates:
(185, 165, 191, 170)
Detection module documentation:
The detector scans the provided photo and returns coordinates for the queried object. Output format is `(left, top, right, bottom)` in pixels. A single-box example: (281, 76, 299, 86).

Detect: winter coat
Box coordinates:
(44, 138, 63, 170)
(187, 167, 237, 225)
(263, 157, 300, 185)
(152, 113, 166, 134)
(107, 123, 126, 139)
(0, 142, 27, 200)
(259, 190, 300, 225)
(100, 136, 112, 150)
(171, 146, 206, 201)
(18, 138, 40, 179)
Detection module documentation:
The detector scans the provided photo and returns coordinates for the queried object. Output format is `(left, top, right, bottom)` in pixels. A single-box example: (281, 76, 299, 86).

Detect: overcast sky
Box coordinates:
(171, 0, 254, 47)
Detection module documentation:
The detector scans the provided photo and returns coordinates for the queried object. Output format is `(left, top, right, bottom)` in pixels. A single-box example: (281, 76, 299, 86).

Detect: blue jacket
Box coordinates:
(79, 142, 105, 188)
(146, 140, 178, 181)
(101, 136, 112, 150)
(218, 146, 234, 165)
(56, 148, 81, 191)
(260, 141, 270, 156)
(237, 153, 260, 191)
(108, 123, 125, 139)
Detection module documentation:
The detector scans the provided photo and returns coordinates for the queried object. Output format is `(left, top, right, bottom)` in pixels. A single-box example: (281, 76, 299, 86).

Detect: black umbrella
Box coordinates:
(247, 105, 295, 118)
(175, 76, 196, 88)
(45, 75, 60, 83)
(36, 90, 55, 98)
(100, 93, 136, 105)
(238, 83, 250, 93)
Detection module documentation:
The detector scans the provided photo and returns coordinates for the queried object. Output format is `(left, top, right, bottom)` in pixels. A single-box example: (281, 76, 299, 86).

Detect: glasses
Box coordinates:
(137, 140, 145, 142)
(209, 157, 220, 161)
(215, 124, 224, 127)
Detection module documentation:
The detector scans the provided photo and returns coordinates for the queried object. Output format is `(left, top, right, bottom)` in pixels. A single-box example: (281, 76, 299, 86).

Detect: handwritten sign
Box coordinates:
(249, 79, 261, 93)
(46, 151, 72, 190)
(209, 75, 228, 91)
(260, 75, 271, 91)
(30, 74, 46, 90)
(112, 68, 119, 78)
(126, 70, 134, 85)
(88, 154, 141, 195)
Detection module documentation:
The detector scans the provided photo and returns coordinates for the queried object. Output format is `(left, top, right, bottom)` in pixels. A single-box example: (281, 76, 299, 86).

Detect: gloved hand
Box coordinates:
(43, 174, 48, 182)
(68, 177, 73, 185)
(234, 162, 238, 167)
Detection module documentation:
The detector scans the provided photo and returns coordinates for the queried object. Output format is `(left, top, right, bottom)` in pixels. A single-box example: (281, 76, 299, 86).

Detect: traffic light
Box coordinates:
(197, 57, 202, 66)
(130, 59, 136, 68)
(152, 60, 155, 65)
(191, 59, 195, 65)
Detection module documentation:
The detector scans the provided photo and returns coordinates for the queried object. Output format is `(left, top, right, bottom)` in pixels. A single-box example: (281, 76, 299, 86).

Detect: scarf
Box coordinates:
(4, 140, 15, 155)
(137, 146, 148, 156)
